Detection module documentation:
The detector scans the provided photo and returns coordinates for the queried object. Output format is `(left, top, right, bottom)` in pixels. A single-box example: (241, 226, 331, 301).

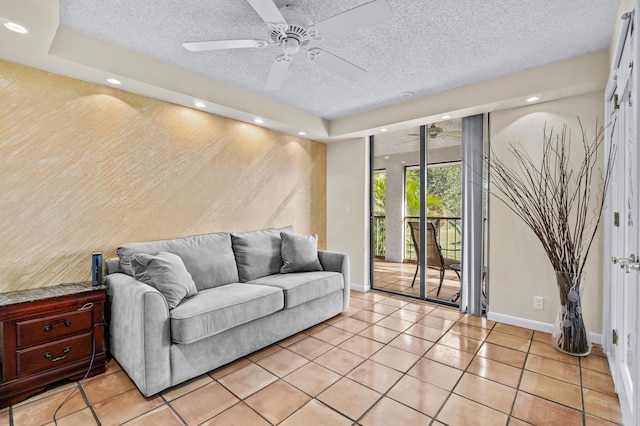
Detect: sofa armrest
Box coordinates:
(318, 251, 350, 312)
(106, 273, 172, 396)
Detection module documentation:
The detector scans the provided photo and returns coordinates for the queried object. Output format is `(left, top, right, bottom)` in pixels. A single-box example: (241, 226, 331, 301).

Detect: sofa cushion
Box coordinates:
(231, 226, 294, 282)
(170, 283, 284, 344)
(247, 271, 343, 309)
(280, 232, 323, 273)
(130, 252, 198, 309)
(117, 232, 239, 290)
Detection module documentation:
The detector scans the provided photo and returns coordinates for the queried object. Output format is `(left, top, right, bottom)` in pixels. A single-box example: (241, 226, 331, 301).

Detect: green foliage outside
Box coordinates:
(405, 169, 445, 216)
(373, 164, 462, 260)
(404, 165, 462, 260)
(373, 171, 387, 256)
(405, 165, 462, 217)
(373, 171, 386, 215)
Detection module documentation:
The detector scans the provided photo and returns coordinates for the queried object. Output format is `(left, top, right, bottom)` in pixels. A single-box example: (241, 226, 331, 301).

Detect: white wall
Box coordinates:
(326, 91, 606, 339)
(488, 91, 605, 335)
(327, 138, 369, 291)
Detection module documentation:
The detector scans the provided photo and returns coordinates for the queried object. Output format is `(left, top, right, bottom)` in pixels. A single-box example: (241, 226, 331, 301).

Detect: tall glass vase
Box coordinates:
(552, 271, 591, 356)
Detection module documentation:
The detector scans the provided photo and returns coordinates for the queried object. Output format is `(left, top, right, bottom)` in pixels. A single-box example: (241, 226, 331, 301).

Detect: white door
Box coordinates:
(605, 8, 639, 425)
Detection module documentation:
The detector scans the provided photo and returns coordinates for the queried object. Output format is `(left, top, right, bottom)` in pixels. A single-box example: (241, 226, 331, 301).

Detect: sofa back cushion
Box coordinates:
(231, 226, 293, 282)
(117, 232, 239, 290)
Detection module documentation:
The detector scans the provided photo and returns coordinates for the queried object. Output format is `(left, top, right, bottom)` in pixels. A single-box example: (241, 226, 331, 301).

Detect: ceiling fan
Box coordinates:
(396, 124, 462, 145)
(427, 124, 444, 138)
(182, 0, 393, 91)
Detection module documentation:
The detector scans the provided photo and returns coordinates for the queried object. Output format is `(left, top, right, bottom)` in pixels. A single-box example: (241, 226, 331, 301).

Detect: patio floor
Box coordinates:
(373, 260, 462, 303)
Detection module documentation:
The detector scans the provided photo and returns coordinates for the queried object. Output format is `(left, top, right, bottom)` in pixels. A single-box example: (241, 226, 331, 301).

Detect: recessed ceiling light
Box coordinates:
(401, 161, 406, 164)
(441, 115, 451, 119)
(254, 118, 264, 124)
(3, 22, 27, 34)
(401, 91, 414, 98)
(106, 78, 121, 85)
(384, 156, 390, 159)
(526, 96, 540, 103)
(194, 101, 206, 108)
(298, 131, 306, 136)
(380, 128, 387, 132)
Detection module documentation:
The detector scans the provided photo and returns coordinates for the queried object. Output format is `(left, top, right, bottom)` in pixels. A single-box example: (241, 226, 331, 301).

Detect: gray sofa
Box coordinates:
(104, 227, 350, 397)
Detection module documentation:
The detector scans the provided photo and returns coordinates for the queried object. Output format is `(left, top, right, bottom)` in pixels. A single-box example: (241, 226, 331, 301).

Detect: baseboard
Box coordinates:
(486, 312, 602, 345)
(349, 282, 370, 293)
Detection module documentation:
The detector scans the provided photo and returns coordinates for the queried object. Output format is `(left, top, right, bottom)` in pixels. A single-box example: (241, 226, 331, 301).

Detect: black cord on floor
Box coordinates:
(52, 322, 105, 425)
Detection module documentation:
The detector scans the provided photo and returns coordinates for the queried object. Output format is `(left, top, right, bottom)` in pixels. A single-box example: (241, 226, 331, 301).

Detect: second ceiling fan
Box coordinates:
(183, 0, 393, 91)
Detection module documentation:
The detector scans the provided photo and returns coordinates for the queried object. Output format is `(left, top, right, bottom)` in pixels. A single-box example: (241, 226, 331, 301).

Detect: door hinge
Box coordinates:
(614, 93, 620, 109)
(613, 329, 618, 345)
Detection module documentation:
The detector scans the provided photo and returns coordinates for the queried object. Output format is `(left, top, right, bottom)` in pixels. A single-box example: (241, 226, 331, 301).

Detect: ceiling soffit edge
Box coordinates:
(48, 25, 330, 138)
(328, 49, 610, 140)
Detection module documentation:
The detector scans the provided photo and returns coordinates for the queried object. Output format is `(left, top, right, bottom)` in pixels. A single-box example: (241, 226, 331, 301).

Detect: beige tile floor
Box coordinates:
(374, 260, 465, 303)
(2, 290, 622, 425)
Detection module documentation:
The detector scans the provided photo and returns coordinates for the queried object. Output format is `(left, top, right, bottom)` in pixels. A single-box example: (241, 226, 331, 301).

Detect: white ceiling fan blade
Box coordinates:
(246, 0, 288, 31)
(308, 48, 366, 82)
(183, 39, 268, 51)
(315, 0, 393, 38)
(264, 55, 292, 91)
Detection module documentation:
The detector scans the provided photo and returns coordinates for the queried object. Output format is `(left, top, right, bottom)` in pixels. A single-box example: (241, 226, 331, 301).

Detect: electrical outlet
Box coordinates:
(533, 296, 544, 310)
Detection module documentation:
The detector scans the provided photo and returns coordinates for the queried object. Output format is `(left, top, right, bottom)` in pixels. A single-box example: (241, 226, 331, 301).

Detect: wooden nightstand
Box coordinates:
(0, 283, 107, 408)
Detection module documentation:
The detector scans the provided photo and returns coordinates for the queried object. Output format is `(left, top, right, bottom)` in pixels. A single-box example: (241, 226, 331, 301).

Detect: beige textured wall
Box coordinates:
(489, 91, 605, 334)
(0, 60, 326, 292)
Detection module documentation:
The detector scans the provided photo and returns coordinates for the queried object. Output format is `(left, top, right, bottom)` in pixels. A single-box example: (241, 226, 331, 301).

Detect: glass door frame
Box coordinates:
(369, 126, 460, 308)
(369, 116, 487, 315)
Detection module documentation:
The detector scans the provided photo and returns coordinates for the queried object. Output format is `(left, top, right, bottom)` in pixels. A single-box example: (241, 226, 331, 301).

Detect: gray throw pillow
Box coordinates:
(130, 252, 198, 309)
(231, 226, 294, 282)
(280, 232, 323, 273)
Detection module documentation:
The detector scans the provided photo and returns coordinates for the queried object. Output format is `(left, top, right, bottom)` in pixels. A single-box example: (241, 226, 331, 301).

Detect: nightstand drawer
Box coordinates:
(17, 309, 92, 348)
(16, 332, 93, 377)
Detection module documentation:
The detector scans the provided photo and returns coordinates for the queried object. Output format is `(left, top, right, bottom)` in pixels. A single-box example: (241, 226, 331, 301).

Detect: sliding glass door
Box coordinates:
(370, 115, 487, 314)
(370, 119, 463, 306)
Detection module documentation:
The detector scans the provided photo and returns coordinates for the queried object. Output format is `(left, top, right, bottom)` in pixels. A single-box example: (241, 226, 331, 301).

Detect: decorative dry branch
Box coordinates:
(491, 119, 614, 276)
(490, 118, 615, 355)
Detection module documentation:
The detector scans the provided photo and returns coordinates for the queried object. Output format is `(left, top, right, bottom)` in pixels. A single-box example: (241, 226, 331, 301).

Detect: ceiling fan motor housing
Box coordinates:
(269, 6, 314, 54)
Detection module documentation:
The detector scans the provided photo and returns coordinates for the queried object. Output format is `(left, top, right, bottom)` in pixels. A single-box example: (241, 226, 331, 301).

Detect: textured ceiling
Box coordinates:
(58, 0, 619, 120)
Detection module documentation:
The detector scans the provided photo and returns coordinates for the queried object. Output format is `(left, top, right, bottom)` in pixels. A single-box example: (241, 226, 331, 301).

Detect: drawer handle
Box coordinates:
(44, 347, 71, 362)
(43, 320, 72, 332)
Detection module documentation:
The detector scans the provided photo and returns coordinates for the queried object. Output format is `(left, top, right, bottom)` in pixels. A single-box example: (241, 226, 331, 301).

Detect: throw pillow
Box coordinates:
(130, 251, 198, 309)
(231, 226, 294, 281)
(280, 232, 323, 273)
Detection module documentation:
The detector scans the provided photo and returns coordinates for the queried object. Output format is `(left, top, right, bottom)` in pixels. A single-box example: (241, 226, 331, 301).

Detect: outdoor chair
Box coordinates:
(408, 221, 460, 296)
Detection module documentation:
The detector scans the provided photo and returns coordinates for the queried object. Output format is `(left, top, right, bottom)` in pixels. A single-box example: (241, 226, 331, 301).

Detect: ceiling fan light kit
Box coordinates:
(182, 0, 393, 91)
(428, 124, 444, 138)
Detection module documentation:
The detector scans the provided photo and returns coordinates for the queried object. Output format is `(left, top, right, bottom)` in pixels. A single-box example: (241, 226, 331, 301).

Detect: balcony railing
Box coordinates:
(373, 214, 387, 257)
(373, 215, 461, 261)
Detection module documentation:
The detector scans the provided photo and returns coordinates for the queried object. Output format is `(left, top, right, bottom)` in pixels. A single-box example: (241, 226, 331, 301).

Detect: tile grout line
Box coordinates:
(506, 331, 533, 425)
(428, 318, 500, 424)
(352, 336, 427, 424)
(25, 289, 619, 425)
(579, 356, 586, 426)
(346, 301, 502, 424)
(161, 392, 190, 426)
(311, 297, 451, 424)
(78, 382, 102, 426)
